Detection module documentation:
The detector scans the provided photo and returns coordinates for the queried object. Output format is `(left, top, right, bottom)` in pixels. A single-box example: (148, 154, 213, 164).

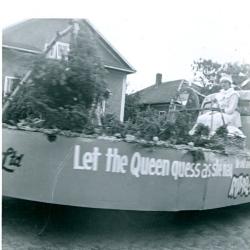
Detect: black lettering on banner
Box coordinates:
(2, 147, 24, 172)
(228, 174, 250, 199)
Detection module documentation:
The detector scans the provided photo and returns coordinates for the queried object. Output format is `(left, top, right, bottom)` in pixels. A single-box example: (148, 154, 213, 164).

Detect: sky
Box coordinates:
(1, 0, 250, 93)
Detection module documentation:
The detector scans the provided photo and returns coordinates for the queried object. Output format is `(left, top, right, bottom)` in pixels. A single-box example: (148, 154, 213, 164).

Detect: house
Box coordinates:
(133, 73, 200, 116)
(2, 19, 135, 121)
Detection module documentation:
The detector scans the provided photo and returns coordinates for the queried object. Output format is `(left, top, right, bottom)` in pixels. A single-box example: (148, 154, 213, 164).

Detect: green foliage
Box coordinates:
(103, 108, 196, 144)
(42, 105, 89, 132)
(99, 109, 164, 140)
(4, 22, 108, 131)
(174, 112, 194, 143)
(192, 58, 250, 94)
(105, 105, 241, 151)
(190, 124, 231, 151)
(159, 122, 176, 141)
(4, 84, 40, 123)
(101, 113, 124, 135)
(190, 123, 211, 148)
(132, 108, 166, 140)
(124, 93, 141, 122)
(192, 59, 221, 86)
(68, 25, 107, 107)
(214, 125, 228, 139)
(193, 123, 210, 137)
(160, 112, 194, 144)
(122, 119, 140, 136)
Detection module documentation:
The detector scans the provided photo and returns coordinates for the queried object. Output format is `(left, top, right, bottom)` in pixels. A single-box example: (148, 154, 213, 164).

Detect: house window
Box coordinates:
(3, 76, 19, 96)
(56, 42, 70, 59)
(159, 111, 166, 116)
(45, 42, 70, 60)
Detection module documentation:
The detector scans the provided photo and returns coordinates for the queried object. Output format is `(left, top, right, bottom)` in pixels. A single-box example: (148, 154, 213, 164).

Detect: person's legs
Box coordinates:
(189, 112, 226, 136)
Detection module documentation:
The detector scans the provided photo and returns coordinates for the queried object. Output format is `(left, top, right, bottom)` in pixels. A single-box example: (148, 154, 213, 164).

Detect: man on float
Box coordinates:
(189, 74, 242, 136)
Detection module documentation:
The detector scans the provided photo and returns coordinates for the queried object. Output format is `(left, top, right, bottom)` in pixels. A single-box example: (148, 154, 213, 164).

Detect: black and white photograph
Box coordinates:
(2, 1, 250, 249)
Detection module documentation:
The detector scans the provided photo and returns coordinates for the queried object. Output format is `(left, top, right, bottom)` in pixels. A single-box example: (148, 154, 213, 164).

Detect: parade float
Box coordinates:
(2, 21, 250, 211)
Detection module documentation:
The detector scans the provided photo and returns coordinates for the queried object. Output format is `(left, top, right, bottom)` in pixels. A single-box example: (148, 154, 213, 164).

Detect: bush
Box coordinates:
(100, 108, 196, 143)
(42, 105, 89, 132)
(132, 109, 164, 140)
(193, 123, 210, 137)
(124, 93, 141, 122)
(174, 112, 194, 144)
(101, 113, 124, 136)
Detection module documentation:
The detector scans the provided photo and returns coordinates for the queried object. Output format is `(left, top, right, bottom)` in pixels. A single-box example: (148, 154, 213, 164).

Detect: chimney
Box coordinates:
(155, 73, 162, 87)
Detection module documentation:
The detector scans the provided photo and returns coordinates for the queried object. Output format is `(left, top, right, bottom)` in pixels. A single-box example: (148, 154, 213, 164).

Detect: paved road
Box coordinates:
(2, 197, 250, 250)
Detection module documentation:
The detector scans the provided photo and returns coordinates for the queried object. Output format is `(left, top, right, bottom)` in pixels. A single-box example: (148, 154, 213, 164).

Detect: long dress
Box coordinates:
(190, 88, 241, 135)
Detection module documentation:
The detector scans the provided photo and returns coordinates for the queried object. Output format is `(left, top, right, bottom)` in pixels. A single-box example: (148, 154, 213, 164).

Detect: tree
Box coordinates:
(67, 25, 108, 108)
(192, 58, 250, 94)
(124, 93, 141, 122)
(4, 22, 108, 131)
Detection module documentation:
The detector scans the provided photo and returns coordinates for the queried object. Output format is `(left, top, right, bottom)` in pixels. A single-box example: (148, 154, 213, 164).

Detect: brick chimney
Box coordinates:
(155, 73, 162, 87)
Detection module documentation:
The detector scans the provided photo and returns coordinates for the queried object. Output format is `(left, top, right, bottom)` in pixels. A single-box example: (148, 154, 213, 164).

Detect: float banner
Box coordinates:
(3, 129, 250, 211)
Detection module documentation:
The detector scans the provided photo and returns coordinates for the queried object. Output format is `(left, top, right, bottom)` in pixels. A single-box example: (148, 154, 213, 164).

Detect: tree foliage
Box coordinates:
(192, 58, 250, 94)
(4, 22, 108, 131)
(124, 93, 141, 122)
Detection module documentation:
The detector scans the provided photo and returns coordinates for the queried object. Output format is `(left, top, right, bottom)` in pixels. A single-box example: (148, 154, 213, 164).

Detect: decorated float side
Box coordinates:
(2, 20, 250, 211)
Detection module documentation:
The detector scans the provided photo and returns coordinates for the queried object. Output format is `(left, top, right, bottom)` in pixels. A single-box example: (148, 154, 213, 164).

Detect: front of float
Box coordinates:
(3, 89, 250, 211)
(2, 20, 250, 210)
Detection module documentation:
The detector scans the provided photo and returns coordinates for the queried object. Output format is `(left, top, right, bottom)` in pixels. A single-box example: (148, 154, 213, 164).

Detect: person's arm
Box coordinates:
(224, 94, 239, 114)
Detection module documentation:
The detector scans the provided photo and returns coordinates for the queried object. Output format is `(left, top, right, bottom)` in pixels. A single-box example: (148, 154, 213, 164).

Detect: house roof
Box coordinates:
(3, 19, 135, 74)
(134, 79, 188, 105)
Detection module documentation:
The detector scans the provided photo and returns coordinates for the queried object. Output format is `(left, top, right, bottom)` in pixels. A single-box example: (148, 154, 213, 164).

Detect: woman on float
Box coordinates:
(189, 75, 242, 136)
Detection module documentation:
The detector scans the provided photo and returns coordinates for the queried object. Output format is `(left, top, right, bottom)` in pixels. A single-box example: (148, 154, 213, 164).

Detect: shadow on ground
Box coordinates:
(3, 197, 250, 249)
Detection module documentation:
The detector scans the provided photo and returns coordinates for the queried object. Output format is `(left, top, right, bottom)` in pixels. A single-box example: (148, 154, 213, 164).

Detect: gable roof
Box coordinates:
(134, 79, 187, 104)
(3, 18, 135, 74)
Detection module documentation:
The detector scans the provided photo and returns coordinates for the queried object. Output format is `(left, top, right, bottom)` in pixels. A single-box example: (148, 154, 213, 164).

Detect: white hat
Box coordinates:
(220, 75, 233, 84)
